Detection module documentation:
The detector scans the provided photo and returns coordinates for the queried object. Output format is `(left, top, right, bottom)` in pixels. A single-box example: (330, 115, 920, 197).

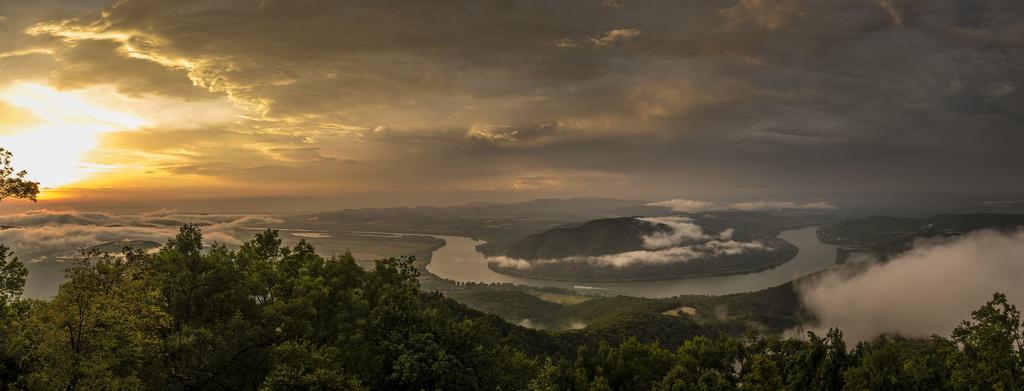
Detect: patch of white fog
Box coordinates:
(516, 319, 536, 329)
(291, 232, 332, 238)
(0, 209, 283, 262)
(637, 216, 708, 249)
(797, 229, 1024, 343)
(487, 217, 769, 269)
(517, 318, 587, 331)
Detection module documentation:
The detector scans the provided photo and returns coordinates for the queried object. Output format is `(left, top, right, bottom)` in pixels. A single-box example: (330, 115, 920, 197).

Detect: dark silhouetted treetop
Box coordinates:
(0, 148, 39, 202)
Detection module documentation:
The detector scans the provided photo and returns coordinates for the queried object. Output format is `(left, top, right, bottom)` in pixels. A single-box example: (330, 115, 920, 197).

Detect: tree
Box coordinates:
(947, 293, 1024, 390)
(528, 358, 566, 391)
(842, 336, 951, 391)
(0, 245, 29, 387)
(147, 225, 274, 390)
(0, 246, 27, 310)
(740, 352, 785, 391)
(656, 335, 743, 391)
(0, 148, 39, 202)
(595, 338, 674, 390)
(0, 148, 36, 310)
(259, 341, 362, 391)
(0, 149, 37, 388)
(810, 329, 849, 391)
(16, 250, 169, 390)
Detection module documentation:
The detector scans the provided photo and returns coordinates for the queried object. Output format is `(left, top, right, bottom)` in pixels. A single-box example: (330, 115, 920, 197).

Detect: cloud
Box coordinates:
(0, 48, 53, 59)
(556, 27, 641, 51)
(647, 199, 836, 213)
(726, 201, 836, 211)
(647, 200, 715, 213)
(982, 200, 1024, 208)
(465, 122, 578, 145)
(636, 216, 709, 249)
(720, 0, 802, 31)
(0, 209, 282, 262)
(589, 28, 641, 47)
(0, 208, 286, 298)
(798, 229, 1024, 343)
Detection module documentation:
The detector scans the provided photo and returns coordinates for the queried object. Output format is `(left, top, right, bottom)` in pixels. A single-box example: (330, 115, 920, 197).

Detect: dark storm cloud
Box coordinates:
(2, 0, 1022, 206)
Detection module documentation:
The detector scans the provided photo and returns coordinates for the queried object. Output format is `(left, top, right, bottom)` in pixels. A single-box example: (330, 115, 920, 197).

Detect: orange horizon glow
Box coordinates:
(0, 83, 147, 192)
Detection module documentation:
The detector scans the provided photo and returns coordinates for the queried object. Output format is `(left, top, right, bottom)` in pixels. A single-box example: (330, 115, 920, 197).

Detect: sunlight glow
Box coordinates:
(0, 83, 147, 190)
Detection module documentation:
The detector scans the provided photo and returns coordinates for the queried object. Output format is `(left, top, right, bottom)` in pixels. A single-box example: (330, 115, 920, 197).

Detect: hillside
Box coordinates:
(442, 280, 808, 337)
(503, 217, 671, 260)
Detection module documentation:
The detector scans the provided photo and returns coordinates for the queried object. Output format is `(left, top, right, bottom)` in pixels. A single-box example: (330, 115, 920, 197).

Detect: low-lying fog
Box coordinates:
(799, 229, 1024, 342)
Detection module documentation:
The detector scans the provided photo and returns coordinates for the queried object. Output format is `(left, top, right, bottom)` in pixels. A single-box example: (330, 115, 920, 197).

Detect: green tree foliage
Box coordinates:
(0, 151, 37, 387)
(0, 225, 1022, 390)
(0, 245, 30, 387)
(947, 293, 1024, 390)
(0, 246, 27, 310)
(0, 148, 38, 203)
(656, 335, 743, 390)
(843, 336, 950, 391)
(259, 342, 362, 391)
(15, 250, 168, 390)
(1, 226, 543, 390)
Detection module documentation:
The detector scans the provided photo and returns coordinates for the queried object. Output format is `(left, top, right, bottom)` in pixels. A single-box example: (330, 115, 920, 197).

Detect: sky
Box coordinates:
(0, 0, 1023, 213)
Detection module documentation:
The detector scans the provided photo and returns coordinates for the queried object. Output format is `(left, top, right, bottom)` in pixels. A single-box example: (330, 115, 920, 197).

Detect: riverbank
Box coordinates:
(421, 226, 841, 298)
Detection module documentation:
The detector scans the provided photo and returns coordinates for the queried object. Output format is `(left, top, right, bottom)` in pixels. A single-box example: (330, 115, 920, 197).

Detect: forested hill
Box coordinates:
(482, 215, 801, 282)
(0, 226, 1022, 390)
(502, 217, 669, 260)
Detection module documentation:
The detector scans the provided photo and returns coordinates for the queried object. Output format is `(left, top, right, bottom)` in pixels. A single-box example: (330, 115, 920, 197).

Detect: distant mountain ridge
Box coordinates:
(302, 197, 653, 220)
(287, 197, 657, 242)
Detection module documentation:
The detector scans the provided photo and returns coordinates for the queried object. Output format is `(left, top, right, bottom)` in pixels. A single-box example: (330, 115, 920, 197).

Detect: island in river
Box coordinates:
(425, 226, 842, 298)
(481, 216, 799, 283)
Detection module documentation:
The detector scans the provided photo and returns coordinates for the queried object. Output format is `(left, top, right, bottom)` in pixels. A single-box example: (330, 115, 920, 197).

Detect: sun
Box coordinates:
(0, 83, 146, 192)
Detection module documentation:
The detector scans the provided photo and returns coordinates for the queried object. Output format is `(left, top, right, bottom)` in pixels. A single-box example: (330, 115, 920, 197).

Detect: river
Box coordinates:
(424, 226, 841, 298)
